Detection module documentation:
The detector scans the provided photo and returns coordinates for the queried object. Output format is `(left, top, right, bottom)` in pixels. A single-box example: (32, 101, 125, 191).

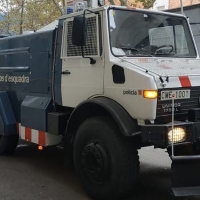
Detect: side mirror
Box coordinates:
(72, 16, 88, 46)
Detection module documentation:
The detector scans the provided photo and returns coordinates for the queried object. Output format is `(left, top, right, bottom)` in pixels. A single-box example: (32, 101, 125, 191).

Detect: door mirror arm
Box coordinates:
(82, 9, 98, 65)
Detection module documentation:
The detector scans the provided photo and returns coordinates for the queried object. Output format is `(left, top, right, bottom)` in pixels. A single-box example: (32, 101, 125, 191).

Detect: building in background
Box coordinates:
(153, 0, 169, 10)
(167, 3, 200, 53)
(153, 0, 200, 10)
(169, 0, 200, 9)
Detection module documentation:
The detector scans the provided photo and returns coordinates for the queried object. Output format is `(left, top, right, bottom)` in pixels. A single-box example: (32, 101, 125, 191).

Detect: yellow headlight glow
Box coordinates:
(143, 90, 158, 99)
(168, 127, 186, 143)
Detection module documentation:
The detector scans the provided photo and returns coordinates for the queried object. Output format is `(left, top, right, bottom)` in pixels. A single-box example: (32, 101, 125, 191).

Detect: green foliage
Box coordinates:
(0, 0, 156, 34)
(108, 0, 155, 8)
(136, 0, 156, 8)
(0, 0, 63, 34)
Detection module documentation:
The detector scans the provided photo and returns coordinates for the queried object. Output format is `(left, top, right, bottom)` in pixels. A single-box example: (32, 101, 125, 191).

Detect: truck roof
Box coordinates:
(59, 5, 187, 20)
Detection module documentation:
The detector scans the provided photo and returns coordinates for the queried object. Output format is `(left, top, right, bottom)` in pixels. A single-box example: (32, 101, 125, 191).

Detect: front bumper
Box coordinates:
(141, 121, 200, 148)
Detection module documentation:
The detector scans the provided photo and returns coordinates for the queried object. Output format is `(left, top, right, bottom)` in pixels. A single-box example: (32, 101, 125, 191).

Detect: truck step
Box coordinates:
(48, 112, 70, 136)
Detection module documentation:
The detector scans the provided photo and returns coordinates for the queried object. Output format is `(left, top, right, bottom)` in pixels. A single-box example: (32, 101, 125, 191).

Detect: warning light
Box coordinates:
(38, 146, 43, 150)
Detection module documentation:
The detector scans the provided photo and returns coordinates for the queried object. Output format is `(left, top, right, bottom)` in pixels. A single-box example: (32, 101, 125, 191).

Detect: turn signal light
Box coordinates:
(143, 90, 158, 99)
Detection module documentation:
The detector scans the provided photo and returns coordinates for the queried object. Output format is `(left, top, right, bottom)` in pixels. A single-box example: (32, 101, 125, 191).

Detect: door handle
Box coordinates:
(61, 70, 71, 75)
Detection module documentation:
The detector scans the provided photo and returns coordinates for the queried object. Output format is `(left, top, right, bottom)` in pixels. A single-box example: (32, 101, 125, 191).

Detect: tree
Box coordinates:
(0, 0, 62, 34)
(51, 0, 64, 15)
(15, 0, 26, 34)
(120, 0, 127, 6)
(0, 0, 155, 35)
(136, 0, 156, 8)
(23, 0, 61, 31)
(0, 0, 20, 34)
(108, 0, 155, 8)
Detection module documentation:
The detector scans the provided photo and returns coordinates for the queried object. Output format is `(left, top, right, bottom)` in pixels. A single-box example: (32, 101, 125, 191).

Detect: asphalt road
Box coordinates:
(0, 142, 199, 200)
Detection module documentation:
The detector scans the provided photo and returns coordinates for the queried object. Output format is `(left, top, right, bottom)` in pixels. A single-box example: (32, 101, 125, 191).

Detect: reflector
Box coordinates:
(38, 146, 43, 150)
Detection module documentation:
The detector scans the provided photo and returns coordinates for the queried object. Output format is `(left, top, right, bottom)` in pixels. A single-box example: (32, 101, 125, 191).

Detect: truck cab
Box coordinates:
(60, 5, 200, 148)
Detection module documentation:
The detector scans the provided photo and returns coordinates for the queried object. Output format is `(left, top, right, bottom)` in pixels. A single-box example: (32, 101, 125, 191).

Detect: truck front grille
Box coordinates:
(155, 87, 200, 124)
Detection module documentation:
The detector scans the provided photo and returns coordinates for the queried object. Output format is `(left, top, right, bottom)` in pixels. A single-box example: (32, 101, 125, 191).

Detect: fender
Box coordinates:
(66, 97, 138, 137)
(0, 92, 17, 136)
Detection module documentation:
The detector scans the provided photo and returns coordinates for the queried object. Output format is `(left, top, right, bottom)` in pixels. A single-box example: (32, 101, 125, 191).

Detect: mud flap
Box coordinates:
(171, 155, 200, 196)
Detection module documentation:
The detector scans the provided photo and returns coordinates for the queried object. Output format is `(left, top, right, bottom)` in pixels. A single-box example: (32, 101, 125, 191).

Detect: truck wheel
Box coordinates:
(0, 135, 19, 155)
(73, 117, 139, 200)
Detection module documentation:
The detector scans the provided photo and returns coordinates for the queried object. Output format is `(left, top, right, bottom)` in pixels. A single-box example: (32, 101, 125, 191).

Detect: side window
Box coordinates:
(61, 14, 101, 58)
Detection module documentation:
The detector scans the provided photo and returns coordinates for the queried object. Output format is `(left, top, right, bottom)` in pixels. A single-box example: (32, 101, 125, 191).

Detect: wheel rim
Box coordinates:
(81, 142, 110, 183)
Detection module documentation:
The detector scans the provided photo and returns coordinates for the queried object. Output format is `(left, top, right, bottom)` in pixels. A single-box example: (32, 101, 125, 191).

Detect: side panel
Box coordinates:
(21, 96, 52, 132)
(0, 29, 64, 146)
(0, 30, 56, 123)
(29, 52, 49, 93)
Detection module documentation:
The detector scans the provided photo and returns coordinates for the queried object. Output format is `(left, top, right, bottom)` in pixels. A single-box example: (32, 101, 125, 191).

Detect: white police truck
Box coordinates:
(0, 0, 200, 199)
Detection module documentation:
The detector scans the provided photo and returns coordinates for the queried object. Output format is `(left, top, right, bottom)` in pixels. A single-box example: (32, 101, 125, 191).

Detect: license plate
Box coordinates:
(161, 89, 190, 101)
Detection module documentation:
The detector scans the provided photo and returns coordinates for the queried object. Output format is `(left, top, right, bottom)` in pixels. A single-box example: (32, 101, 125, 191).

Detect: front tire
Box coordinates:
(73, 117, 139, 200)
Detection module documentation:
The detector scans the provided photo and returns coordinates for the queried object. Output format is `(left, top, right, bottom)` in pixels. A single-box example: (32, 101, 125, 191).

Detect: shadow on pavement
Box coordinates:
(10, 142, 199, 200)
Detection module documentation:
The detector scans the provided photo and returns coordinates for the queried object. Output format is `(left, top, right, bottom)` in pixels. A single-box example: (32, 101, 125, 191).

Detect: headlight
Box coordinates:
(168, 127, 186, 144)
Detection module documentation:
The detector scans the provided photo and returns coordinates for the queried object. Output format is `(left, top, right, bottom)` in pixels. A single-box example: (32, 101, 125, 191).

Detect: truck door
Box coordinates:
(61, 13, 104, 107)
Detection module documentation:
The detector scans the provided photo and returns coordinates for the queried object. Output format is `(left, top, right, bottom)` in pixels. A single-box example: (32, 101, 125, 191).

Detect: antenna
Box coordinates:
(180, 0, 184, 15)
(171, 94, 175, 156)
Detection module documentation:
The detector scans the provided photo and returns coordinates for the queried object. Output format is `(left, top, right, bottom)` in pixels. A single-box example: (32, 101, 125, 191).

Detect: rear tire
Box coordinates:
(0, 135, 19, 155)
(73, 116, 139, 200)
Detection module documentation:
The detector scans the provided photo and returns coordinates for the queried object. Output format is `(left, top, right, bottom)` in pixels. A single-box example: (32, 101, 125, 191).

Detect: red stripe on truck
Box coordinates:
(16, 123, 19, 134)
(25, 127, 31, 141)
(179, 76, 191, 87)
(38, 131, 46, 146)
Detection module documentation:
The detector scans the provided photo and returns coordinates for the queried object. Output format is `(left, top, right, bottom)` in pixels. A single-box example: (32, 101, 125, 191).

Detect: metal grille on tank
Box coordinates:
(62, 16, 99, 57)
(156, 87, 200, 123)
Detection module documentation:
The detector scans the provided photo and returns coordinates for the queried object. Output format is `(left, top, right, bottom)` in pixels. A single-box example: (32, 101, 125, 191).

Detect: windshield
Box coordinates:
(108, 8, 196, 57)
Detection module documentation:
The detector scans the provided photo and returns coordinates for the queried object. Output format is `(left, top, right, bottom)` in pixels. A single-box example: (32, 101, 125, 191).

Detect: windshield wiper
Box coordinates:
(120, 46, 140, 52)
(125, 54, 153, 57)
(119, 46, 154, 57)
(153, 53, 174, 56)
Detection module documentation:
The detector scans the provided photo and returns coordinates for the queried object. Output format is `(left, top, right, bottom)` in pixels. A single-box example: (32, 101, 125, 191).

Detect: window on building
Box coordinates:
(157, 5, 165, 10)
